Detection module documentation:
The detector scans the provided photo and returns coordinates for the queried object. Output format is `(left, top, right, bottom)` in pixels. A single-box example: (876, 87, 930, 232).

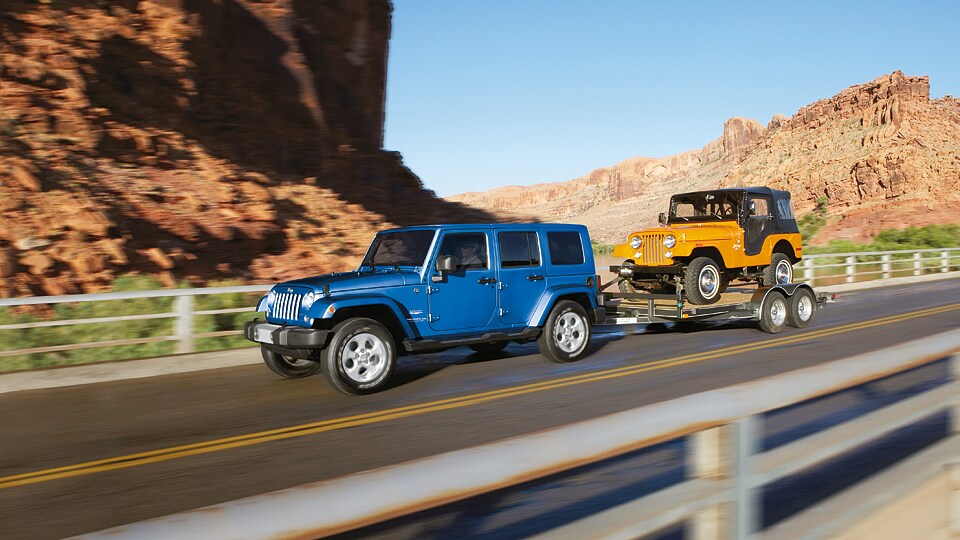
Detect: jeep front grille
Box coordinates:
(272, 292, 302, 322)
(639, 233, 666, 265)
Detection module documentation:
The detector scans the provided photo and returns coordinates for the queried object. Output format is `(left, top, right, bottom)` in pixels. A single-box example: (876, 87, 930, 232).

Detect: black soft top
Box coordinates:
(670, 187, 798, 233)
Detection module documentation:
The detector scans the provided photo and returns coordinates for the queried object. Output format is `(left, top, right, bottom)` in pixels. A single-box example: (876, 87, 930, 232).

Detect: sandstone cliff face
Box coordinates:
(721, 72, 960, 243)
(0, 0, 496, 297)
(450, 72, 960, 245)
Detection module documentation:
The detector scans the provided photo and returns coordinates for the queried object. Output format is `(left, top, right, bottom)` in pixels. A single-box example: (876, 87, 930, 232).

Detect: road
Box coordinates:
(1, 279, 958, 539)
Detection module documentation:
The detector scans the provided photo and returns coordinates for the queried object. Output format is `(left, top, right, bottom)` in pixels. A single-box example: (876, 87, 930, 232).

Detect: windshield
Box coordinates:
(361, 230, 435, 268)
(669, 192, 742, 224)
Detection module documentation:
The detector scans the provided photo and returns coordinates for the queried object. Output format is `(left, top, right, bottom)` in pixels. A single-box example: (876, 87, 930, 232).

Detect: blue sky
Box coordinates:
(384, 1, 959, 197)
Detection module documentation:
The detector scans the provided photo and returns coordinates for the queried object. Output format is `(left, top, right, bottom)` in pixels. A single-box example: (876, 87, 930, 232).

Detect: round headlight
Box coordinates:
(629, 235, 642, 250)
(302, 291, 316, 309)
(664, 234, 677, 249)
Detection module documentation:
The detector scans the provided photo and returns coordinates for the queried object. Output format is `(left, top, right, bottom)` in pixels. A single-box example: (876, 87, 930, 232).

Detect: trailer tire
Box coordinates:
(759, 291, 788, 334)
(683, 257, 722, 305)
(322, 318, 396, 395)
(786, 288, 815, 328)
(538, 300, 591, 363)
(261, 347, 321, 379)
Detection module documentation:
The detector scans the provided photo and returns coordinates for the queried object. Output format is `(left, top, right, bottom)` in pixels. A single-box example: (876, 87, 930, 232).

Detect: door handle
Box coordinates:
(527, 274, 544, 281)
(478, 277, 496, 285)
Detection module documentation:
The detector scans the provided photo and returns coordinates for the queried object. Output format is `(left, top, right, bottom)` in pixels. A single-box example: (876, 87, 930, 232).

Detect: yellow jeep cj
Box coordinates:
(612, 187, 803, 305)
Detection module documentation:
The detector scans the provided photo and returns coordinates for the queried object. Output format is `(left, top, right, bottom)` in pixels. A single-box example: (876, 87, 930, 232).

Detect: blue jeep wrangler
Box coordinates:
(244, 224, 605, 394)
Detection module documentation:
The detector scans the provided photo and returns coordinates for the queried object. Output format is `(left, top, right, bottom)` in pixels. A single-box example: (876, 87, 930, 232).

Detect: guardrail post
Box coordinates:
(882, 253, 891, 280)
(731, 416, 761, 540)
(913, 252, 922, 276)
(948, 346, 960, 540)
(802, 258, 814, 285)
(942, 250, 949, 273)
(175, 295, 194, 354)
(845, 256, 855, 283)
(949, 462, 960, 537)
(690, 427, 725, 540)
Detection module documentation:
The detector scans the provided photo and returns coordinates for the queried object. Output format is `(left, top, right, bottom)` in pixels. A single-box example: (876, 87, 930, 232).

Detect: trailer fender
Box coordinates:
(748, 283, 815, 312)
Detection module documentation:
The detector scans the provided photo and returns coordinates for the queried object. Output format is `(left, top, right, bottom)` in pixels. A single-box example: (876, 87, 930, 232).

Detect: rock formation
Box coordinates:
(450, 72, 960, 245)
(0, 0, 499, 297)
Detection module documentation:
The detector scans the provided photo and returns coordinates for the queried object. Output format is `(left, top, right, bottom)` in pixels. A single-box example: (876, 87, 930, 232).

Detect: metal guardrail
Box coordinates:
(0, 248, 958, 365)
(79, 329, 960, 539)
(799, 247, 960, 286)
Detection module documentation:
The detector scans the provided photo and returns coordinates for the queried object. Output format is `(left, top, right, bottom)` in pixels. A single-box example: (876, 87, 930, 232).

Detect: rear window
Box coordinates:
(776, 198, 795, 220)
(498, 231, 541, 268)
(547, 231, 584, 265)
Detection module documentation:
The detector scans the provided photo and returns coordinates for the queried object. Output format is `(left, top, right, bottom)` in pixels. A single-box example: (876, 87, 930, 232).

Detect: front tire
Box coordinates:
(763, 253, 794, 286)
(322, 318, 396, 395)
(683, 257, 722, 305)
(537, 300, 592, 363)
(261, 347, 321, 379)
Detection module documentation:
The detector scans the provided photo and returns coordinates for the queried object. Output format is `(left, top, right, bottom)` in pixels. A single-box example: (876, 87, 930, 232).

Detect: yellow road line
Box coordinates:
(2, 302, 958, 490)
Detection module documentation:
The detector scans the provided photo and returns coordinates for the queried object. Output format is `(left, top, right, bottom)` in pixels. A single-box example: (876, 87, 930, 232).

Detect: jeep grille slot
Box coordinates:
(642, 233, 666, 264)
(274, 292, 302, 321)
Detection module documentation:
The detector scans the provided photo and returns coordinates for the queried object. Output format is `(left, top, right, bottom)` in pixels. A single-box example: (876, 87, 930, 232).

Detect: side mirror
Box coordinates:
(659, 212, 667, 226)
(431, 255, 457, 282)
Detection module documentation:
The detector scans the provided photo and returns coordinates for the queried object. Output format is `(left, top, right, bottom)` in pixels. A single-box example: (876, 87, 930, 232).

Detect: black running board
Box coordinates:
(403, 327, 540, 353)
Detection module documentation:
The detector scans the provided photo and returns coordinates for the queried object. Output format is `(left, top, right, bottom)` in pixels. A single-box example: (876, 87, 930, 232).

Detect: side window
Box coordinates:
(747, 196, 771, 217)
(547, 231, 584, 266)
(498, 231, 541, 268)
(438, 233, 488, 271)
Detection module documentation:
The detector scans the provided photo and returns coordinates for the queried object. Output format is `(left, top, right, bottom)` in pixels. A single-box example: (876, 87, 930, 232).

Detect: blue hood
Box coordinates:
(284, 269, 420, 294)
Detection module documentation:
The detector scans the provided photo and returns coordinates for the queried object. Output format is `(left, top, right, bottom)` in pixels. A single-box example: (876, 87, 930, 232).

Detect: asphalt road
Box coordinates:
(1, 279, 959, 539)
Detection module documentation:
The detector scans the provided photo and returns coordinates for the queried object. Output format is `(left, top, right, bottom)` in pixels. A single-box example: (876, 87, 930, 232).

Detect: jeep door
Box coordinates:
(427, 231, 498, 332)
(495, 230, 547, 325)
(744, 193, 774, 256)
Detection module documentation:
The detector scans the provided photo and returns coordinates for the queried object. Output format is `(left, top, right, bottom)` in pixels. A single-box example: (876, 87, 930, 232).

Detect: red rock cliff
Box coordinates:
(0, 0, 498, 297)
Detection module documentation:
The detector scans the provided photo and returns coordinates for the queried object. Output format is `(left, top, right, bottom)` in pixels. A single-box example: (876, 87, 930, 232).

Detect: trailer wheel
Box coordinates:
(763, 253, 794, 286)
(759, 291, 788, 333)
(322, 318, 396, 395)
(261, 347, 321, 378)
(786, 288, 815, 328)
(538, 300, 591, 363)
(683, 257, 722, 305)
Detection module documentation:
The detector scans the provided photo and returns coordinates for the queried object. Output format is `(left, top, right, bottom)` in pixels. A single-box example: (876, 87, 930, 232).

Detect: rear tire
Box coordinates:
(683, 257, 722, 305)
(322, 318, 396, 395)
(786, 288, 815, 328)
(758, 291, 788, 333)
(261, 347, 321, 378)
(537, 300, 591, 363)
(763, 253, 794, 286)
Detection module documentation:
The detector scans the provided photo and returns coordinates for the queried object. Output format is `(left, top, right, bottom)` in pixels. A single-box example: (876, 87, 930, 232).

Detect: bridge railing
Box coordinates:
(1, 247, 958, 371)
(80, 329, 960, 539)
(798, 247, 960, 286)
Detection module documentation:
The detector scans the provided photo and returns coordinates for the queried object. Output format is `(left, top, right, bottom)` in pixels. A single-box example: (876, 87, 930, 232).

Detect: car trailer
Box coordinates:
(598, 278, 834, 334)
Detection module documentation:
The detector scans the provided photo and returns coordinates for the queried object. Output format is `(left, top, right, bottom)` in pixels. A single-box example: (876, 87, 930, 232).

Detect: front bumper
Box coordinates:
(611, 264, 683, 277)
(244, 320, 330, 348)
